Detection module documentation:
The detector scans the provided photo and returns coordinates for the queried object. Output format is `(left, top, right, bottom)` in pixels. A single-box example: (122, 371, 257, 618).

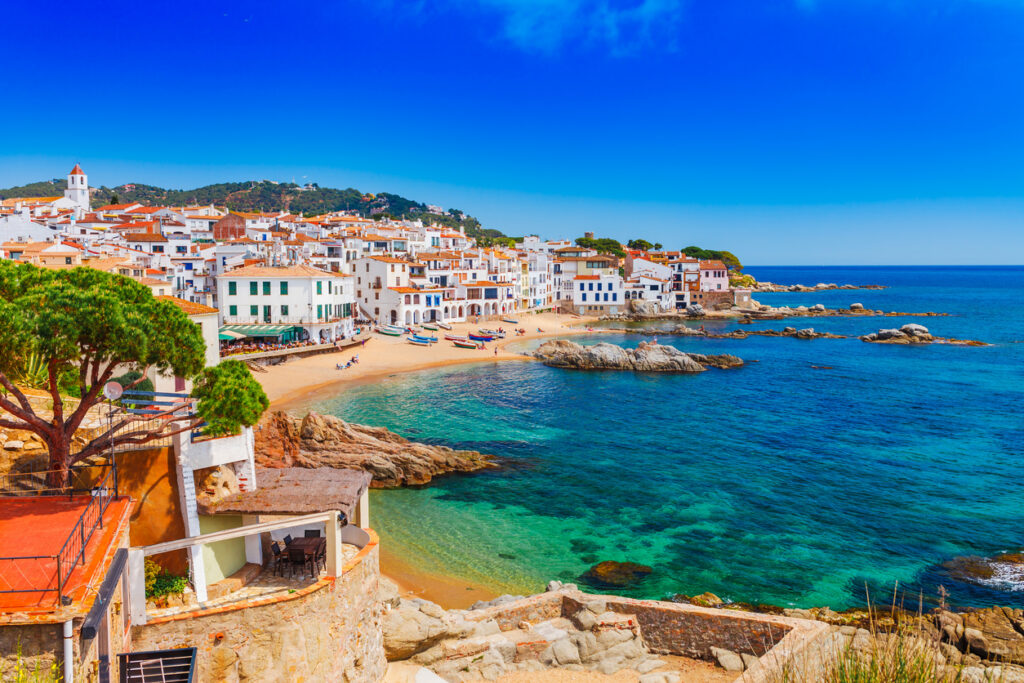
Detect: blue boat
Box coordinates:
(410, 333, 438, 343)
(468, 333, 495, 342)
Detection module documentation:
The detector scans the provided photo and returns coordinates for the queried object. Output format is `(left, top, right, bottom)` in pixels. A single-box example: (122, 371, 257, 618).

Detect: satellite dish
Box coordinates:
(103, 381, 123, 401)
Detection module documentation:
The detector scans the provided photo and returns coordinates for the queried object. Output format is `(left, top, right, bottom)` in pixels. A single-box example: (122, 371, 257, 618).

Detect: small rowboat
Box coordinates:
(421, 323, 439, 331)
(407, 337, 432, 346)
(377, 327, 403, 336)
(436, 321, 452, 330)
(502, 318, 519, 324)
(469, 333, 495, 342)
(444, 334, 468, 342)
(478, 328, 505, 338)
(411, 333, 438, 343)
(453, 340, 481, 349)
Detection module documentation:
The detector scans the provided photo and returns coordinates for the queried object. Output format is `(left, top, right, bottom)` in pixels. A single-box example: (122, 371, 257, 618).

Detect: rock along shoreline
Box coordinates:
(254, 411, 497, 488)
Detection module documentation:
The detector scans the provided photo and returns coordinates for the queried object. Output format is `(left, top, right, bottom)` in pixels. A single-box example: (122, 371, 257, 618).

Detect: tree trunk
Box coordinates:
(45, 432, 70, 492)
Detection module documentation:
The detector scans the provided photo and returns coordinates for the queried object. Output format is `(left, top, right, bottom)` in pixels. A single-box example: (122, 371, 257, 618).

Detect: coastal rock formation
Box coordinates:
(384, 586, 670, 680)
(860, 324, 989, 346)
(580, 561, 654, 589)
(685, 303, 705, 317)
(752, 281, 887, 292)
(254, 411, 496, 488)
(532, 340, 743, 373)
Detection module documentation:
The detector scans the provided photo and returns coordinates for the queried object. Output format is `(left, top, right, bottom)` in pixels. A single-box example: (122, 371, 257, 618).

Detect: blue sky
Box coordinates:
(2, 0, 1022, 264)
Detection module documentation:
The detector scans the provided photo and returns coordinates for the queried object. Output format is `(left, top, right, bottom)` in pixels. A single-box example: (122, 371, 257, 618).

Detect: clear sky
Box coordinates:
(2, 0, 1022, 264)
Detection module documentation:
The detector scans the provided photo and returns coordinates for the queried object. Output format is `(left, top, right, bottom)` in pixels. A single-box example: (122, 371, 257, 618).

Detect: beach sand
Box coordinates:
(262, 310, 602, 410)
(254, 310, 602, 608)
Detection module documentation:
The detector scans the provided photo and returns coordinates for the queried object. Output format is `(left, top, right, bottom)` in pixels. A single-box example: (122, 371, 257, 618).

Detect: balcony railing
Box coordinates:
(0, 466, 116, 604)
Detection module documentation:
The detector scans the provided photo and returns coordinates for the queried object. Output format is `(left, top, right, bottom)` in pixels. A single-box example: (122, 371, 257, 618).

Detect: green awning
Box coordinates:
(219, 324, 300, 339)
(219, 330, 247, 340)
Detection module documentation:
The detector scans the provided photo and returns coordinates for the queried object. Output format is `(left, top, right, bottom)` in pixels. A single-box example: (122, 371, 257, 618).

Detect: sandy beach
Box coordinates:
(261, 310, 602, 410)
(253, 310, 601, 607)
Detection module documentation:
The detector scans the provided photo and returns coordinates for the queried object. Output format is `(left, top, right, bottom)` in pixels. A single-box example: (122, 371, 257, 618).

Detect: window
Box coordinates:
(65, 257, 72, 265)
(588, 283, 594, 291)
(280, 281, 288, 295)
(604, 293, 609, 302)
(250, 305, 258, 316)
(581, 293, 587, 302)
(317, 281, 322, 295)
(281, 305, 289, 316)
(228, 281, 237, 295)
(612, 293, 617, 301)
(579, 283, 584, 291)
(263, 305, 271, 321)
(249, 281, 258, 295)
(317, 304, 323, 319)
(229, 305, 237, 316)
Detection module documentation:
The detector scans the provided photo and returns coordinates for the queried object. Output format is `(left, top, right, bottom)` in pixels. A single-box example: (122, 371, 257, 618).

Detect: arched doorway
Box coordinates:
(404, 310, 412, 325)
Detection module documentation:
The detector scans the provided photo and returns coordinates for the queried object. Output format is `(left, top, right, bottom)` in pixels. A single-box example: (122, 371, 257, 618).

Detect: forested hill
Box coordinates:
(0, 178, 509, 244)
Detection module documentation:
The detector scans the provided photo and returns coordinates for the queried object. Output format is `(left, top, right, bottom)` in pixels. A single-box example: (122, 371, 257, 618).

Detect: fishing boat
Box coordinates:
(376, 327, 403, 336)
(411, 333, 438, 343)
(444, 334, 468, 342)
(407, 337, 432, 346)
(421, 323, 439, 331)
(436, 321, 452, 330)
(453, 340, 481, 349)
(468, 333, 495, 342)
(502, 318, 519, 324)
(478, 328, 506, 339)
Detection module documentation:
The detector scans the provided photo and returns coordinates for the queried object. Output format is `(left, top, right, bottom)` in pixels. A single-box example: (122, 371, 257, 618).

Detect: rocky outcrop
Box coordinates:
(532, 340, 742, 373)
(753, 281, 887, 292)
(384, 586, 669, 680)
(685, 304, 705, 317)
(860, 324, 989, 346)
(627, 299, 665, 317)
(254, 411, 496, 488)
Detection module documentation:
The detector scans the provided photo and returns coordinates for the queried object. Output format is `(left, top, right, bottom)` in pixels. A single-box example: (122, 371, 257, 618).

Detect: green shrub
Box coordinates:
(144, 558, 188, 599)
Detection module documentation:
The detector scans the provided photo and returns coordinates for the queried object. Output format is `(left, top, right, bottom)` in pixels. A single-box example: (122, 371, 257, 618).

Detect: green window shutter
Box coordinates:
(281, 305, 289, 316)
(249, 281, 257, 295)
(229, 305, 237, 316)
(316, 281, 322, 295)
(228, 281, 237, 296)
(280, 281, 288, 295)
(262, 281, 270, 295)
(250, 305, 258, 316)
(317, 304, 323, 319)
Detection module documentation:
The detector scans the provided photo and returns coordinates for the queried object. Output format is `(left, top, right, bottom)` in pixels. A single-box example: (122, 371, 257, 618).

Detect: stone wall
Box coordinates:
(131, 530, 386, 683)
(0, 623, 62, 680)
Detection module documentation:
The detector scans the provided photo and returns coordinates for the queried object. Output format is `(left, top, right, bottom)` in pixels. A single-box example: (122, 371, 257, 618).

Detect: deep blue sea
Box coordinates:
(311, 266, 1024, 610)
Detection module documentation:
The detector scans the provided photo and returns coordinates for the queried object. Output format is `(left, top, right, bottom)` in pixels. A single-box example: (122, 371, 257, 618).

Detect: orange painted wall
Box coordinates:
(115, 447, 189, 575)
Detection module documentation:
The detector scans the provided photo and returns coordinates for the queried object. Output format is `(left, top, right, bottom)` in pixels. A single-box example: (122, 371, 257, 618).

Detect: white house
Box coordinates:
(216, 264, 355, 343)
(571, 272, 623, 315)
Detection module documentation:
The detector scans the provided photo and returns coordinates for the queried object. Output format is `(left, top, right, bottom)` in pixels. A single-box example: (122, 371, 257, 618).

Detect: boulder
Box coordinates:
(383, 599, 451, 660)
(532, 340, 742, 373)
(3, 440, 23, 450)
(685, 304, 705, 317)
(876, 328, 905, 340)
(900, 323, 930, 337)
(711, 647, 745, 672)
(850, 303, 865, 310)
(580, 561, 653, 588)
(811, 304, 826, 312)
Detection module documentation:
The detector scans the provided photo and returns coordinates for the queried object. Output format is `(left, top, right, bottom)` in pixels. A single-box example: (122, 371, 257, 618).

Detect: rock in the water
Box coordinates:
(850, 303, 865, 310)
(685, 304, 705, 317)
(580, 561, 653, 588)
(254, 411, 497, 488)
(811, 303, 826, 312)
(532, 340, 742, 373)
(900, 323, 930, 337)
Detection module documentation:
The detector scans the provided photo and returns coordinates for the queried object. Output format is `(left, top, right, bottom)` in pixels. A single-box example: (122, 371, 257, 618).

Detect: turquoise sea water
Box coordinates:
(310, 266, 1024, 610)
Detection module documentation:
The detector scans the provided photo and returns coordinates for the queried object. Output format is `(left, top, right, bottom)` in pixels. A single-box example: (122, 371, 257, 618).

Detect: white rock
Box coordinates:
(3, 440, 24, 450)
(711, 647, 745, 672)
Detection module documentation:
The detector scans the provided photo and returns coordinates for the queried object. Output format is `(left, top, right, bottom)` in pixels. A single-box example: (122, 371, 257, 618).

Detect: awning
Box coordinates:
(219, 330, 247, 340)
(219, 324, 300, 338)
